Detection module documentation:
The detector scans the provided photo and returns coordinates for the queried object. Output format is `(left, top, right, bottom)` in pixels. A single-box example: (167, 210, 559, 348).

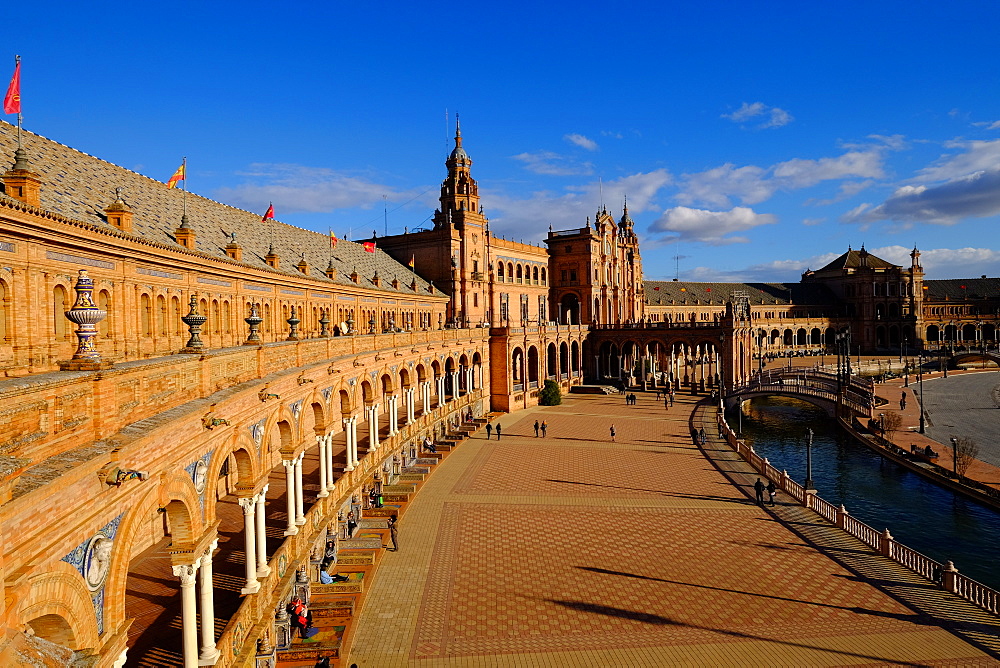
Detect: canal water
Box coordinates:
(735, 396, 1000, 590)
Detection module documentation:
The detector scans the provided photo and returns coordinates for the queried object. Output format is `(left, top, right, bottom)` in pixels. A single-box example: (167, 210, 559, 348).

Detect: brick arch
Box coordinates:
(338, 388, 354, 416)
(399, 367, 411, 389)
(307, 399, 328, 434)
(261, 405, 301, 453)
(20, 565, 100, 650)
(379, 372, 395, 396)
(205, 437, 258, 507)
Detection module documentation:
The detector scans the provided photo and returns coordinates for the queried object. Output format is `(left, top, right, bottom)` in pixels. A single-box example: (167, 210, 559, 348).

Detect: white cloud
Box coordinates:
(915, 139, 1000, 182)
(485, 169, 673, 241)
(214, 163, 418, 214)
(678, 150, 884, 208)
(648, 206, 777, 245)
(721, 102, 794, 129)
(991, 121, 1000, 130)
(802, 218, 825, 226)
(564, 133, 599, 151)
(600, 130, 624, 139)
(511, 151, 594, 176)
(853, 167, 1000, 225)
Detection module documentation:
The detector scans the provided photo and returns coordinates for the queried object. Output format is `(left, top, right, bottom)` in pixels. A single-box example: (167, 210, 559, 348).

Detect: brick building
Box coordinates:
(0, 116, 996, 667)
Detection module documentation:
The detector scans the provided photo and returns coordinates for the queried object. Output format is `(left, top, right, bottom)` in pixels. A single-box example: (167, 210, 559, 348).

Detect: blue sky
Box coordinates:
(8, 1, 1000, 281)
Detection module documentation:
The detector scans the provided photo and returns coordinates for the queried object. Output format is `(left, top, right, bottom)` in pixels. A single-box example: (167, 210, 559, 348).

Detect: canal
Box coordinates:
(735, 396, 1000, 590)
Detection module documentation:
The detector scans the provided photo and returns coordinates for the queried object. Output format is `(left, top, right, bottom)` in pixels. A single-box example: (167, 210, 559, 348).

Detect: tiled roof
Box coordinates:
(924, 278, 1000, 301)
(643, 281, 837, 305)
(815, 247, 898, 272)
(0, 121, 432, 296)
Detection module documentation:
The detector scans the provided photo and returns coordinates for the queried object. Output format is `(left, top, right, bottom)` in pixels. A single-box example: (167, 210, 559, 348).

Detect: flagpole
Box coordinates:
(14, 55, 21, 149)
(181, 156, 188, 218)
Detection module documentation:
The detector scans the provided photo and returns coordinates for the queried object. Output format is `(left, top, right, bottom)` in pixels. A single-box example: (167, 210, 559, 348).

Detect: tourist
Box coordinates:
(534, 420, 540, 437)
(767, 479, 777, 506)
(486, 423, 493, 439)
(424, 436, 436, 453)
(347, 511, 358, 537)
(610, 424, 616, 442)
(669, 391, 674, 407)
(900, 391, 907, 410)
(496, 423, 502, 440)
(541, 420, 547, 437)
(754, 478, 766, 505)
(387, 516, 398, 551)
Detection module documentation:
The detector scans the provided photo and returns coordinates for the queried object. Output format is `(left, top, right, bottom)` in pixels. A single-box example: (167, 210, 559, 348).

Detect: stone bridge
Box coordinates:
(729, 368, 875, 418)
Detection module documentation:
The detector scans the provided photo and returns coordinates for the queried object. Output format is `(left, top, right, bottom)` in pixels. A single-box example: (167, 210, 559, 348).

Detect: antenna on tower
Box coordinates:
(674, 248, 681, 281)
(599, 177, 604, 211)
(444, 108, 450, 157)
(383, 194, 388, 236)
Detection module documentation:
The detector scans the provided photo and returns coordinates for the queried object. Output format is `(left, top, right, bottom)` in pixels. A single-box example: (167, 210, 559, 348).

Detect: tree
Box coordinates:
(539, 379, 562, 406)
(881, 411, 902, 442)
(952, 436, 979, 477)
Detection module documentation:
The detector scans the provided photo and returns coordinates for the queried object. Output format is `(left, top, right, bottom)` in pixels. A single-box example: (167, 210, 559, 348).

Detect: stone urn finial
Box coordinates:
(180, 293, 207, 353)
(244, 303, 263, 345)
(60, 270, 112, 370)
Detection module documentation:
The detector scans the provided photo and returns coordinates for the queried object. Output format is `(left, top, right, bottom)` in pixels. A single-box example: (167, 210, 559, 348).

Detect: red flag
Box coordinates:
(706, 287, 711, 292)
(363, 242, 376, 253)
(166, 163, 185, 189)
(329, 230, 338, 248)
(408, 255, 414, 268)
(653, 286, 660, 291)
(960, 285, 966, 289)
(3, 60, 21, 115)
(262, 203, 274, 222)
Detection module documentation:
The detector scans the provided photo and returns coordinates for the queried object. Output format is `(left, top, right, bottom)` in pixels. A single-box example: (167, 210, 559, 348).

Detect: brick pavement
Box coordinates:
(346, 393, 999, 667)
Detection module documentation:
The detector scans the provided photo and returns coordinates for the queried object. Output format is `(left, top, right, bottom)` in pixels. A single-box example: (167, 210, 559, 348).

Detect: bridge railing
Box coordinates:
(713, 411, 1000, 617)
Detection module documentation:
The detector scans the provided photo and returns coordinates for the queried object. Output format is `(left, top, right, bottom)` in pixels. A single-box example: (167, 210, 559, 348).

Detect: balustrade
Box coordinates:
(714, 410, 1000, 618)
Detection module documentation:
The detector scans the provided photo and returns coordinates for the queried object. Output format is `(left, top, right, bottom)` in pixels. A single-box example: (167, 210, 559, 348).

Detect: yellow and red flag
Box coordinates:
(408, 255, 414, 268)
(3, 59, 20, 115)
(261, 203, 274, 222)
(363, 241, 376, 253)
(330, 230, 338, 248)
(166, 163, 185, 189)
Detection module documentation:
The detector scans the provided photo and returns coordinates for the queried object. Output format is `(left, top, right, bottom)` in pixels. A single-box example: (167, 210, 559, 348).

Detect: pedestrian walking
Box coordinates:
(754, 478, 766, 505)
(534, 420, 540, 437)
(610, 424, 616, 442)
(669, 392, 674, 407)
(541, 420, 547, 437)
(766, 479, 776, 506)
(664, 398, 669, 411)
(900, 391, 907, 410)
(486, 423, 493, 439)
(495, 423, 502, 440)
(387, 516, 398, 551)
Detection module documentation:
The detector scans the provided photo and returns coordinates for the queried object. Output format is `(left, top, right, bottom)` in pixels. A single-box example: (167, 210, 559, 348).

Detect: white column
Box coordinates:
(406, 388, 415, 424)
(317, 434, 329, 497)
(466, 367, 473, 393)
(421, 382, 429, 414)
(239, 496, 260, 594)
(198, 540, 220, 665)
(282, 461, 298, 536)
(173, 562, 200, 668)
(437, 377, 445, 405)
(451, 372, 460, 398)
(343, 418, 355, 471)
(367, 404, 380, 449)
(254, 486, 270, 577)
(294, 453, 306, 526)
(349, 416, 360, 467)
(387, 396, 398, 435)
(325, 434, 336, 490)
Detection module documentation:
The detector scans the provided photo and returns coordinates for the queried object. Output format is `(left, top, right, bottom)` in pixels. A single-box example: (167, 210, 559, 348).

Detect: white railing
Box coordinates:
(713, 411, 1000, 617)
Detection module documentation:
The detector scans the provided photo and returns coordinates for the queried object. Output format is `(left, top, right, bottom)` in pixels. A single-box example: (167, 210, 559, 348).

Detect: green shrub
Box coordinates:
(539, 379, 562, 406)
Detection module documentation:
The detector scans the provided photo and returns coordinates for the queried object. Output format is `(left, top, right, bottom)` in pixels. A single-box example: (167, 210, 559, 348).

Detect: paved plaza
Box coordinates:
(920, 370, 1000, 468)
(345, 392, 1000, 667)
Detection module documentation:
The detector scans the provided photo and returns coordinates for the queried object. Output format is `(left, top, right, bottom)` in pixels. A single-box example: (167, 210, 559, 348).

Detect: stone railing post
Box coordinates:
(879, 528, 893, 558)
(836, 504, 848, 530)
(941, 560, 959, 594)
(803, 489, 815, 510)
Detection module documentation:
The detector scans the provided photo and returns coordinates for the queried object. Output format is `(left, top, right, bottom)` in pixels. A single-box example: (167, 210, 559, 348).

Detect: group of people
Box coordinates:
(485, 422, 501, 439)
(753, 477, 777, 506)
(624, 393, 639, 405)
(533, 420, 548, 437)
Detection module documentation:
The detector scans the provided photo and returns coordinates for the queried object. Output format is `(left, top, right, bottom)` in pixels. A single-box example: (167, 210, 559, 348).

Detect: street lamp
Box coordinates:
(951, 436, 959, 477)
(804, 428, 816, 492)
(917, 352, 926, 434)
(718, 333, 725, 411)
(737, 395, 743, 437)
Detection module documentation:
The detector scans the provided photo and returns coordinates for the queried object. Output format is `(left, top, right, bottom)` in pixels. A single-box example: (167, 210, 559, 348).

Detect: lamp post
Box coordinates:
(917, 352, 926, 433)
(879, 412, 885, 436)
(951, 437, 959, 476)
(903, 336, 909, 387)
(737, 395, 743, 437)
(718, 334, 725, 411)
(804, 428, 816, 492)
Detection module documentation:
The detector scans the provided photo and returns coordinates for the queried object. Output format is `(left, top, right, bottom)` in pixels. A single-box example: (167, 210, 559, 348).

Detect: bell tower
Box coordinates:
(433, 117, 484, 231)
